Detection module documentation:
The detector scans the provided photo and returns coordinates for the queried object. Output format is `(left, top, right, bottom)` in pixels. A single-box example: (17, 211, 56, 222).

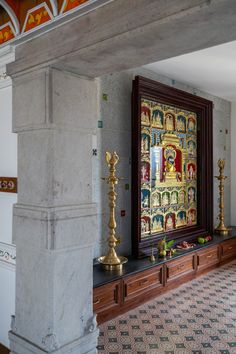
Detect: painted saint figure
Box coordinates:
(170, 191, 178, 205)
(141, 135, 149, 152)
(177, 115, 186, 132)
(188, 165, 195, 180)
(188, 187, 195, 203)
(141, 165, 147, 181)
(165, 113, 175, 131)
(162, 192, 170, 206)
(152, 192, 160, 207)
(141, 189, 150, 208)
(152, 109, 163, 128)
(176, 211, 187, 227)
(141, 163, 150, 182)
(164, 147, 177, 173)
(141, 105, 151, 126)
(178, 190, 185, 204)
(152, 216, 163, 232)
(166, 214, 174, 231)
(188, 117, 196, 132)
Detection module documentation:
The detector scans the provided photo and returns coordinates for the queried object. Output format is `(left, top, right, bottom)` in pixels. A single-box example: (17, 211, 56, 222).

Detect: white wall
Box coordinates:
(0, 77, 17, 348)
(231, 102, 236, 225)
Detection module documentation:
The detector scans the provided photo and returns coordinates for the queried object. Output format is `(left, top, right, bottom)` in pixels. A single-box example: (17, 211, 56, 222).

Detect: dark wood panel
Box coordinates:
(132, 76, 213, 258)
(166, 253, 196, 284)
(221, 238, 236, 261)
(197, 245, 220, 272)
(0, 343, 10, 354)
(94, 238, 236, 324)
(93, 280, 121, 311)
(123, 266, 163, 303)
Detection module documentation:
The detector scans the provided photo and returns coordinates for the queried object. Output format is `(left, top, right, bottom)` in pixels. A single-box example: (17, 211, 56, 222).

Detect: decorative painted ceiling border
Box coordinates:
(0, 21, 15, 45)
(0, 0, 20, 35)
(0, 241, 16, 270)
(60, 0, 90, 14)
(0, 0, 115, 48)
(22, 2, 54, 34)
(50, 0, 58, 16)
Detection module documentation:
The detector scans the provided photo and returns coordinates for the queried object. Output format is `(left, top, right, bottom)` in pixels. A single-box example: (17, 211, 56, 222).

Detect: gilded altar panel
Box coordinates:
(140, 99, 197, 239)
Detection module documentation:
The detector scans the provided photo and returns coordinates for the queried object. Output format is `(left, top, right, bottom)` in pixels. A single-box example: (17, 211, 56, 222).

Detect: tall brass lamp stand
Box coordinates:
(98, 151, 128, 270)
(214, 159, 230, 235)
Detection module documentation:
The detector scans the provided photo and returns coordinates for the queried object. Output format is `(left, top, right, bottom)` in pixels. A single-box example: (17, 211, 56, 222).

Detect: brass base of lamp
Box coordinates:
(214, 226, 231, 236)
(98, 256, 128, 271)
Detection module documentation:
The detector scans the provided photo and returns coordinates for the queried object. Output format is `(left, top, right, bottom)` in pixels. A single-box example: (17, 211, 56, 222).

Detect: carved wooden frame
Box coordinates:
(132, 76, 213, 258)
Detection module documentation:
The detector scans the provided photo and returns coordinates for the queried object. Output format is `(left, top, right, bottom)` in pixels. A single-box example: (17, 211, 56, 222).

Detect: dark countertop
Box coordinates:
(93, 227, 236, 288)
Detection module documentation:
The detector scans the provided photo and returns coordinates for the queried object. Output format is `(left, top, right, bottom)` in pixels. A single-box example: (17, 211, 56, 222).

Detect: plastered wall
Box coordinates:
(0, 78, 17, 348)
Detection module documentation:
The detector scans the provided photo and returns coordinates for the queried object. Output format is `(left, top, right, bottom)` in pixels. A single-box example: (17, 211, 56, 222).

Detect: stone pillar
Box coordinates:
(8, 67, 99, 354)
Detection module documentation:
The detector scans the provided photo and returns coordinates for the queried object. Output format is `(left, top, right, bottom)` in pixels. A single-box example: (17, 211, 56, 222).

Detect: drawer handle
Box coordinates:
(207, 254, 213, 258)
(139, 279, 148, 286)
(167, 267, 169, 279)
(93, 298, 101, 305)
(123, 284, 127, 299)
(228, 246, 233, 250)
(177, 264, 185, 270)
(114, 285, 119, 303)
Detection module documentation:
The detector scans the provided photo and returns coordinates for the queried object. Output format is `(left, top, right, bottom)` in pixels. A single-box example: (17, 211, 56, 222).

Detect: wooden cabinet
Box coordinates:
(166, 254, 195, 284)
(123, 266, 163, 306)
(221, 238, 236, 261)
(93, 280, 121, 323)
(93, 237, 236, 324)
(197, 245, 220, 272)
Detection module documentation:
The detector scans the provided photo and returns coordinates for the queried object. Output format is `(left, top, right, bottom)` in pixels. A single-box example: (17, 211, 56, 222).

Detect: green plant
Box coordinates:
(166, 239, 174, 249)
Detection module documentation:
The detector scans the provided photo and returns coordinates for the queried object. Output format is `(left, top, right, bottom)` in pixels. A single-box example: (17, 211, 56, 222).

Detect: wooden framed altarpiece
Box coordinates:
(132, 76, 213, 258)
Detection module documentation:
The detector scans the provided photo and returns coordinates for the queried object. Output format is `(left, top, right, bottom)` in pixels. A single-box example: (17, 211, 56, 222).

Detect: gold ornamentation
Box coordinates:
(214, 159, 230, 235)
(98, 152, 128, 270)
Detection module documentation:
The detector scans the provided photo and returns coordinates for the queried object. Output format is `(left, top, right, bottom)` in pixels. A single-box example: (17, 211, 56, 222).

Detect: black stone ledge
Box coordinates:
(93, 227, 236, 288)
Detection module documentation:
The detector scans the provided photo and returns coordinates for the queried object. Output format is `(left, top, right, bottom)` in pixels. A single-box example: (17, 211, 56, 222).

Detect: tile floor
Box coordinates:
(98, 260, 236, 354)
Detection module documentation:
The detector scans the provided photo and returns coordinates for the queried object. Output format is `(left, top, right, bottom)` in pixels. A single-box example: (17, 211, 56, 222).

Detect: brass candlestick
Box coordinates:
(214, 159, 230, 235)
(98, 151, 128, 270)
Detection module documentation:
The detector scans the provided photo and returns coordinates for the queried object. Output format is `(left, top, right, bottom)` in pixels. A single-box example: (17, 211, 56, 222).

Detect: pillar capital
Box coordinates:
(0, 45, 15, 89)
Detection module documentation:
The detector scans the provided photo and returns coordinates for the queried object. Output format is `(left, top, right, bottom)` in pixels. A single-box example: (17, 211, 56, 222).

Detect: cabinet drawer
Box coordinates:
(166, 254, 195, 282)
(197, 245, 219, 271)
(124, 266, 163, 301)
(221, 239, 236, 260)
(93, 280, 120, 313)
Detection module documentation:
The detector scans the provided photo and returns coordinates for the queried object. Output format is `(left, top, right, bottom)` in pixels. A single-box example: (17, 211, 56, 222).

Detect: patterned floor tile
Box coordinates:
(98, 260, 236, 353)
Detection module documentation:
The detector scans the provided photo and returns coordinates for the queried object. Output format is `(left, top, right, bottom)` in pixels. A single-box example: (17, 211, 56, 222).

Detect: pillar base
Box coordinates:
(9, 329, 99, 354)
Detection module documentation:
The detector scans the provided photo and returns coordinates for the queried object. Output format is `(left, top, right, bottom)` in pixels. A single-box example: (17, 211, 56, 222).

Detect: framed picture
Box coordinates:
(132, 76, 213, 258)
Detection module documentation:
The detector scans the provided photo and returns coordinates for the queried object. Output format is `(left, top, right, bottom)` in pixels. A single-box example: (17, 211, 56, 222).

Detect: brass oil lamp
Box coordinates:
(98, 151, 128, 270)
(214, 159, 230, 235)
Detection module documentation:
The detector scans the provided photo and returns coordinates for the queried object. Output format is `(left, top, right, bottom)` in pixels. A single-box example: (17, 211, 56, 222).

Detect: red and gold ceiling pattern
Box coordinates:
(0, 22, 14, 44)
(63, 0, 89, 13)
(0, 0, 91, 45)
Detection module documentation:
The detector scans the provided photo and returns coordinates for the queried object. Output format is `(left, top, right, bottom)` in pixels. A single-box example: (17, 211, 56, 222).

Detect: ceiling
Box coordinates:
(144, 40, 236, 102)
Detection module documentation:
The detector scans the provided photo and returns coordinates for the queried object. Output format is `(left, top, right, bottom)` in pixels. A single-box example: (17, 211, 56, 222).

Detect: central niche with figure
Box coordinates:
(132, 76, 213, 257)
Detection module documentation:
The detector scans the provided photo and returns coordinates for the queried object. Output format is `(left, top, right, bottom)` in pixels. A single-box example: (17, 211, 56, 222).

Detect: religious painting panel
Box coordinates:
(132, 76, 213, 257)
